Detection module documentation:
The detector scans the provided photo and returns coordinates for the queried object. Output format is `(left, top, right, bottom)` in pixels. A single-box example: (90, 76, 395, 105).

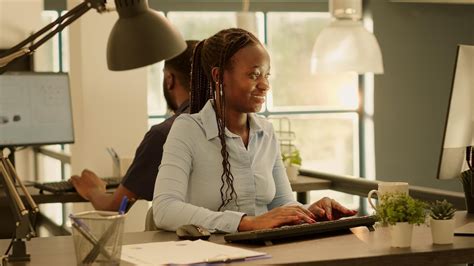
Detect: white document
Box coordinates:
(121, 240, 268, 265)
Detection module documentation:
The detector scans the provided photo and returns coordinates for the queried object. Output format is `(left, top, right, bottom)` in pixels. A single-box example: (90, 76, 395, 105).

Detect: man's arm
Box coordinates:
(70, 169, 137, 211)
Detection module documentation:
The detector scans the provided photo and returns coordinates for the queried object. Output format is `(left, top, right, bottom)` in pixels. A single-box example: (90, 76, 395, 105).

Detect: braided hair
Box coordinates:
(190, 28, 261, 211)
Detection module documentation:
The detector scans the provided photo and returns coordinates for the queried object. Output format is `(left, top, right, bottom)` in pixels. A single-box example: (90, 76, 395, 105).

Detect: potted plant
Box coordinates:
(375, 193, 427, 248)
(282, 149, 302, 182)
(429, 199, 456, 244)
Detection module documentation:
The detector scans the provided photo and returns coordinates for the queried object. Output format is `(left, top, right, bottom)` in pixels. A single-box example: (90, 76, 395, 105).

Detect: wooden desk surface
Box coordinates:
(0, 185, 92, 206)
(0, 176, 330, 206)
(290, 175, 332, 192)
(1, 212, 473, 265)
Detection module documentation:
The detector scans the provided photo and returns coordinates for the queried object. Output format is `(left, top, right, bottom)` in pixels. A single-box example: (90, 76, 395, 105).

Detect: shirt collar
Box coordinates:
(176, 99, 190, 115)
(200, 100, 265, 140)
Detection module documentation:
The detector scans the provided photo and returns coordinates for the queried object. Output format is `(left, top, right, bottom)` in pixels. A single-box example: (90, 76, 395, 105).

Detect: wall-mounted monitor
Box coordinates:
(0, 72, 74, 147)
(436, 44, 474, 179)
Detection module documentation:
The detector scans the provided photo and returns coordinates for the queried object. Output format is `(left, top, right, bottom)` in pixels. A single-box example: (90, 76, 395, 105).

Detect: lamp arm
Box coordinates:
(0, 159, 27, 220)
(0, 0, 106, 73)
(5, 159, 38, 214)
(28, 3, 92, 54)
(1, 1, 90, 58)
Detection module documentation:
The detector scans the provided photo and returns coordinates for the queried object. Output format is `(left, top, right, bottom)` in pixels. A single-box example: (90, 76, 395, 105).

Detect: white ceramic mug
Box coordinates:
(368, 182, 409, 209)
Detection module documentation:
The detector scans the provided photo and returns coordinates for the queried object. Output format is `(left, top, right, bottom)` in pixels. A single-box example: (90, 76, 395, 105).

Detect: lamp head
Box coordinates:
(312, 0, 384, 74)
(106, 0, 186, 71)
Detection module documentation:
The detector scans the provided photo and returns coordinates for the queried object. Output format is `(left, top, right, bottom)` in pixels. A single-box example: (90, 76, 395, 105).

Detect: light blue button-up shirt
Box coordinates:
(153, 100, 300, 233)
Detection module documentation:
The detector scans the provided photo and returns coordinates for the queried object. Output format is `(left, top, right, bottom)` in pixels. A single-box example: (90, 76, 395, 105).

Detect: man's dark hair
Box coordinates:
(164, 40, 199, 92)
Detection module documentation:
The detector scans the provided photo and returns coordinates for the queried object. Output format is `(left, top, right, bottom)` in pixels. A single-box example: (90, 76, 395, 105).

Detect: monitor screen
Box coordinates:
(0, 72, 74, 147)
(437, 45, 474, 179)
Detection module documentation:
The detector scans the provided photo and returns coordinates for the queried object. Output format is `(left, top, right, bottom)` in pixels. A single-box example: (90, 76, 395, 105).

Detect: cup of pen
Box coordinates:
(70, 211, 125, 265)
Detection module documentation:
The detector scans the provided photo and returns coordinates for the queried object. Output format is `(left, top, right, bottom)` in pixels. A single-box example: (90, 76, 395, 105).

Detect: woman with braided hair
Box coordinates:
(152, 28, 356, 233)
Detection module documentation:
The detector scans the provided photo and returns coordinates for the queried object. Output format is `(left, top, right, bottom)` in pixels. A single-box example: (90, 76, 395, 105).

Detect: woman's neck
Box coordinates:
(224, 109, 248, 136)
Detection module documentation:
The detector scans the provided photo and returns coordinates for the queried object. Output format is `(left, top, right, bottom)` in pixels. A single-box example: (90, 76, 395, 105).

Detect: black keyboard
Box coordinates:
(224, 215, 376, 244)
(34, 177, 122, 193)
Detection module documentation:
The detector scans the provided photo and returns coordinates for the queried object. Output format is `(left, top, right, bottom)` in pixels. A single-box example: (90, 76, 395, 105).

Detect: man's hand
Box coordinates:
(238, 206, 316, 232)
(69, 169, 106, 200)
(308, 197, 358, 221)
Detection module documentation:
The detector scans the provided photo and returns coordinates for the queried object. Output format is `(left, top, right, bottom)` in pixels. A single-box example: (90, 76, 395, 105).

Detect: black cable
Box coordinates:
(467, 146, 472, 170)
(471, 146, 473, 170)
(3, 233, 15, 257)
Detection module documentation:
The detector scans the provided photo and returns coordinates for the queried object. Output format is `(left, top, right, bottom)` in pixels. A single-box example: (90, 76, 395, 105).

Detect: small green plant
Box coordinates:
(282, 149, 302, 167)
(429, 200, 456, 220)
(375, 193, 427, 226)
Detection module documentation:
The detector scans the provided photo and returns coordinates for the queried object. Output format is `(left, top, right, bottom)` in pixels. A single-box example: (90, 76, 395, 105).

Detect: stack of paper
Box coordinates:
(121, 240, 269, 265)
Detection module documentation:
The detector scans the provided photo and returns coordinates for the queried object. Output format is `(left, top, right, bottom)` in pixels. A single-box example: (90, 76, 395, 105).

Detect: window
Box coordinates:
(147, 10, 362, 208)
(32, 10, 72, 233)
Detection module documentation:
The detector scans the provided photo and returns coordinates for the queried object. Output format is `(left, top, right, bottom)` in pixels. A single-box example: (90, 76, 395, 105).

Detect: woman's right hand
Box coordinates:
(238, 206, 316, 232)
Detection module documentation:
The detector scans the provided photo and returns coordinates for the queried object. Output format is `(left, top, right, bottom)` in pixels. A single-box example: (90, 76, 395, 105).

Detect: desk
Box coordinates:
(0, 175, 331, 206)
(0, 177, 329, 237)
(291, 175, 332, 203)
(0, 184, 85, 207)
(1, 212, 473, 265)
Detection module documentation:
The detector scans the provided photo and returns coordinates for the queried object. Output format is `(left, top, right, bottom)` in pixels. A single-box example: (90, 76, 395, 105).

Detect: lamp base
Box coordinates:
(7, 239, 30, 262)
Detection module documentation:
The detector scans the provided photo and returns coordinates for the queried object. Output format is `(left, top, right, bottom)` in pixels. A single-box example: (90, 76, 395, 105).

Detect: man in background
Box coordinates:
(70, 40, 198, 211)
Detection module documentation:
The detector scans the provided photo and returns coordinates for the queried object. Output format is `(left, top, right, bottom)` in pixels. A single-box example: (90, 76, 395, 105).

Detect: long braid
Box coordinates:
(190, 28, 261, 211)
(190, 40, 210, 114)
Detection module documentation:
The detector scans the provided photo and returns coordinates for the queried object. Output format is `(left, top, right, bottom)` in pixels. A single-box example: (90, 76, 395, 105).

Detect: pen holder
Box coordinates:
(70, 211, 125, 265)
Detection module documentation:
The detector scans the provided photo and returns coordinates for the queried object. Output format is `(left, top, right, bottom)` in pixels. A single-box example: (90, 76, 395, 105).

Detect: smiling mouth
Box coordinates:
(252, 95, 266, 101)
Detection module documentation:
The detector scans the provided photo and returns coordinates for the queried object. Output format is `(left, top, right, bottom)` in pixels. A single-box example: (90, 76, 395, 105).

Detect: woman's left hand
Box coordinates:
(308, 197, 358, 221)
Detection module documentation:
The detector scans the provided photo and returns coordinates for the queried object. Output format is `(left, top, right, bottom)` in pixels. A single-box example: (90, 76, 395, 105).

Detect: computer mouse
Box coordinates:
(176, 224, 211, 240)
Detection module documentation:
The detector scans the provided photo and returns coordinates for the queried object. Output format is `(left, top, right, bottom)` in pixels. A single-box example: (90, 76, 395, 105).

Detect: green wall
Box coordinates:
(371, 0, 474, 192)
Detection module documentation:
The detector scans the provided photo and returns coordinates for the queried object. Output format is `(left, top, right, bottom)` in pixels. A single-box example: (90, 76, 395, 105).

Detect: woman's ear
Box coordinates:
(211, 67, 220, 83)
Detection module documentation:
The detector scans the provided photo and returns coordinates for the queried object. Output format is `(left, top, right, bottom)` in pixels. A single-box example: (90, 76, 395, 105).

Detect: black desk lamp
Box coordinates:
(0, 0, 186, 73)
(0, 156, 39, 262)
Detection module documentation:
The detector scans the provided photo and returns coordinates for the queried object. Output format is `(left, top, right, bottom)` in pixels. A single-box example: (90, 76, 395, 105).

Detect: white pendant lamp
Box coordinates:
(311, 0, 384, 74)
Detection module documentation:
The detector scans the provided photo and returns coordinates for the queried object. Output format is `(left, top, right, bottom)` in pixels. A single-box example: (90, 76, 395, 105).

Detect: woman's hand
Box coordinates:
(238, 205, 316, 232)
(308, 197, 357, 221)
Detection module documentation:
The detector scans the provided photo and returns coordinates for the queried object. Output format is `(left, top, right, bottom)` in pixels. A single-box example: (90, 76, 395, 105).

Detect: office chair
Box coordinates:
(144, 207, 159, 231)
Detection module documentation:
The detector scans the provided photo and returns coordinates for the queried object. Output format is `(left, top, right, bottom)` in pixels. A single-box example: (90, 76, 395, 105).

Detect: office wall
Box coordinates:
(371, 0, 474, 191)
(0, 0, 43, 179)
(67, 0, 149, 231)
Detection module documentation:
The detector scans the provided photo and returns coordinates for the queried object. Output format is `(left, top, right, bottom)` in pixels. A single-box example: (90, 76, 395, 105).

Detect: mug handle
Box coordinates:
(368, 190, 379, 209)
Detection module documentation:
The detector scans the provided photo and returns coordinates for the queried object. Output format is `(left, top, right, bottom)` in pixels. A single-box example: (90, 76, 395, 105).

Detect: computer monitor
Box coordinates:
(0, 72, 74, 147)
(436, 45, 474, 180)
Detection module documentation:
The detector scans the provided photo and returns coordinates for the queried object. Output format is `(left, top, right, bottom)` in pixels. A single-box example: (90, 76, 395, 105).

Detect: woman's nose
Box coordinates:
(258, 78, 270, 91)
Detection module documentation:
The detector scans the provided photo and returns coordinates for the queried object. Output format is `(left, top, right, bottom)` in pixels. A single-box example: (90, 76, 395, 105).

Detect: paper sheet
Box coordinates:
(121, 240, 268, 265)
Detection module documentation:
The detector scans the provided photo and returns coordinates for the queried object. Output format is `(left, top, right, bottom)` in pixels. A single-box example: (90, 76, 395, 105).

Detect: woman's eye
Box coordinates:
(250, 73, 259, 80)
(265, 73, 271, 79)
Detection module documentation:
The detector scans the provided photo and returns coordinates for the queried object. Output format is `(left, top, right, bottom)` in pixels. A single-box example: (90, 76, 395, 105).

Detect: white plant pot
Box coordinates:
(286, 165, 300, 182)
(430, 218, 455, 244)
(389, 222, 413, 248)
